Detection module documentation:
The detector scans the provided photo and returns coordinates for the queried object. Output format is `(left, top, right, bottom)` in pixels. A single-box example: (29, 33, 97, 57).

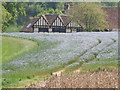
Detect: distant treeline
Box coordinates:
(1, 2, 119, 32)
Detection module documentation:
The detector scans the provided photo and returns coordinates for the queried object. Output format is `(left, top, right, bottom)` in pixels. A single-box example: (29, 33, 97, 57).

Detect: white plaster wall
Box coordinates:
(34, 28, 39, 32)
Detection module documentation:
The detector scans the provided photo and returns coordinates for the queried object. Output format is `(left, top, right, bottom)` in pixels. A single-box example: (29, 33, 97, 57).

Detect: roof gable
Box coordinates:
(67, 21, 80, 27)
(60, 15, 70, 26)
(52, 16, 64, 26)
(44, 14, 58, 25)
(34, 16, 49, 26)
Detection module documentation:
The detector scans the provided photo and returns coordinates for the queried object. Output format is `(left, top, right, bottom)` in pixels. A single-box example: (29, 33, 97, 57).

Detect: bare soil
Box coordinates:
(27, 71, 118, 88)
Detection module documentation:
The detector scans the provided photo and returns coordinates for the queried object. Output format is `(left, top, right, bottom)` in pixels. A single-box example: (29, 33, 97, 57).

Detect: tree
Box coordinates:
(37, 9, 62, 17)
(2, 2, 64, 32)
(3, 2, 26, 24)
(101, 2, 118, 7)
(66, 2, 108, 31)
(2, 5, 12, 32)
(46, 2, 64, 10)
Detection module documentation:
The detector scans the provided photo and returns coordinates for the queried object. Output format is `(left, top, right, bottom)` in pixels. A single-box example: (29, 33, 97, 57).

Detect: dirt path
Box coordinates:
(26, 71, 118, 88)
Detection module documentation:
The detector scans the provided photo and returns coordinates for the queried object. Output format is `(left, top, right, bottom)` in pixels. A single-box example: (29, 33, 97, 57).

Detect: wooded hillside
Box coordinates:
(1, 2, 119, 32)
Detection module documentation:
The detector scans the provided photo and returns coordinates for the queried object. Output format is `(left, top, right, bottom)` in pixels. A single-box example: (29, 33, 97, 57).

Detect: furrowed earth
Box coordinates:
(1, 32, 118, 88)
(27, 71, 118, 88)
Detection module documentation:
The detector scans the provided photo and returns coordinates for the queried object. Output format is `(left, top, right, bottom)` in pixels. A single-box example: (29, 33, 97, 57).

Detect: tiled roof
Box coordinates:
(20, 18, 39, 32)
(44, 14, 58, 25)
(60, 15, 70, 25)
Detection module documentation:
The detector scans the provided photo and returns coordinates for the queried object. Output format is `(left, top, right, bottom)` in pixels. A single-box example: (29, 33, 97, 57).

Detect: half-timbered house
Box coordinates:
(20, 14, 82, 33)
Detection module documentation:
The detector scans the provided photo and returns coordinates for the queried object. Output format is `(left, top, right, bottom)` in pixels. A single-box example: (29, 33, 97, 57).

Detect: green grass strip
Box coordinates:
(1, 36, 38, 65)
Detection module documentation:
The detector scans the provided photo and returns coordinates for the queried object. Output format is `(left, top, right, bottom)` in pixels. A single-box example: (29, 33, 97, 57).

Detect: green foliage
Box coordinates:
(66, 2, 109, 31)
(5, 24, 23, 33)
(101, 2, 118, 7)
(37, 9, 63, 16)
(118, 2, 120, 7)
(24, 2, 46, 16)
(2, 2, 26, 32)
(22, 2, 63, 18)
(3, 2, 26, 23)
(2, 2, 64, 32)
(46, 2, 64, 10)
(2, 5, 12, 32)
(81, 60, 118, 73)
(95, 2, 118, 7)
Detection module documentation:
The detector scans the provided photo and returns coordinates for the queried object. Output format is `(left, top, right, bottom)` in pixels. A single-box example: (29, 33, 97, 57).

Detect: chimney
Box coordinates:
(64, 3, 70, 11)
